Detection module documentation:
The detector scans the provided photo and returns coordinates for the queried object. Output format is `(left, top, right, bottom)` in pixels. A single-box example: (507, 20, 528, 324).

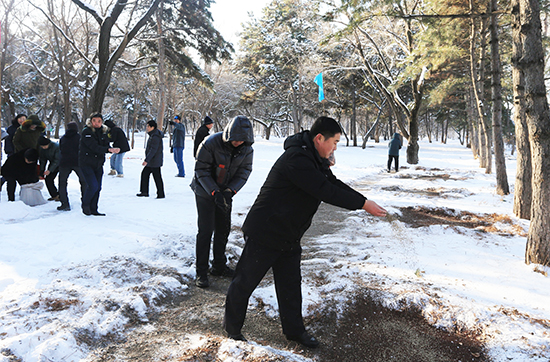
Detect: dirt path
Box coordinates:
(87, 203, 488, 362)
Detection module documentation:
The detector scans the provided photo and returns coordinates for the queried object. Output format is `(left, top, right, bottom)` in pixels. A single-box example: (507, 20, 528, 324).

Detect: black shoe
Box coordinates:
(91, 211, 106, 216)
(228, 333, 247, 341)
(57, 204, 71, 211)
(210, 266, 235, 278)
(286, 332, 319, 348)
(195, 275, 210, 288)
(156, 195, 165, 199)
(83, 206, 92, 215)
(48, 195, 60, 201)
(136, 193, 149, 197)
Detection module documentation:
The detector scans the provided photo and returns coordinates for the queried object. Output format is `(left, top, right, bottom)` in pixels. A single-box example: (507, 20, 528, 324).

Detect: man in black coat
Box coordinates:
(1, 148, 39, 201)
(137, 120, 165, 198)
(105, 119, 131, 177)
(193, 116, 214, 158)
(190, 115, 254, 288)
(223, 116, 387, 347)
(79, 113, 120, 216)
(57, 122, 87, 211)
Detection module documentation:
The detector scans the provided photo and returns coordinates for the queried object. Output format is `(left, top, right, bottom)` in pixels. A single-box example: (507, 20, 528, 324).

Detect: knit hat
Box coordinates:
(38, 136, 51, 146)
(203, 116, 213, 125)
(27, 114, 40, 123)
(67, 122, 78, 131)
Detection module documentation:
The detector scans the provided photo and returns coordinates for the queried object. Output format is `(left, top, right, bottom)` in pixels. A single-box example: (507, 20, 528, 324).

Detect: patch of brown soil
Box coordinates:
(397, 206, 527, 236)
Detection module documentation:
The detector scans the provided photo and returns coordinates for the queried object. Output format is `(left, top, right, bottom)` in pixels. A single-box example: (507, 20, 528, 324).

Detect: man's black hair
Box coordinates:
(310, 116, 343, 139)
(89, 112, 103, 120)
(24, 148, 39, 163)
(147, 120, 158, 129)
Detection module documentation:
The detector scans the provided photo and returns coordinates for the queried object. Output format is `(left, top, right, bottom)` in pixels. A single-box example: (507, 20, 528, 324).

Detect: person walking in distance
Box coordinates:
(193, 116, 214, 158)
(170, 115, 186, 177)
(79, 113, 120, 216)
(190, 115, 254, 288)
(223, 116, 387, 347)
(136, 120, 165, 199)
(387, 132, 402, 173)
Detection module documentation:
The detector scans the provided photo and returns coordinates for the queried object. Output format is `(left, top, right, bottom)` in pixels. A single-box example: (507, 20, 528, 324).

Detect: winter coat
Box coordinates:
(193, 124, 211, 158)
(13, 118, 46, 153)
(241, 131, 367, 251)
(4, 119, 20, 156)
(79, 120, 111, 169)
(144, 128, 164, 168)
(190, 117, 254, 199)
(388, 133, 402, 156)
(1, 149, 39, 185)
(105, 120, 130, 153)
(172, 122, 186, 148)
(59, 129, 81, 168)
(39, 141, 60, 174)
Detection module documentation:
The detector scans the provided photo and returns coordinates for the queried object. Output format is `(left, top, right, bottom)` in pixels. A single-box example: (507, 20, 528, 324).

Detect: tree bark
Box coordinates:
(156, 0, 166, 131)
(513, 0, 550, 266)
(490, 0, 510, 195)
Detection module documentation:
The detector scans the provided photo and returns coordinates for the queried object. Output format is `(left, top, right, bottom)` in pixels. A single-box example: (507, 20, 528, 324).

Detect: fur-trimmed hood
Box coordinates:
(85, 118, 109, 133)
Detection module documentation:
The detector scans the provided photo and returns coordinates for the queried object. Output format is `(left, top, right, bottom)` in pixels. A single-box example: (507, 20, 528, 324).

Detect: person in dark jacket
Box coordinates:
(170, 115, 186, 177)
(137, 120, 165, 198)
(79, 113, 120, 216)
(193, 116, 214, 158)
(223, 116, 387, 347)
(38, 136, 61, 201)
(13, 115, 46, 153)
(387, 132, 402, 173)
(57, 122, 87, 211)
(1, 148, 40, 201)
(105, 119, 130, 177)
(190, 115, 254, 288)
(4, 114, 27, 157)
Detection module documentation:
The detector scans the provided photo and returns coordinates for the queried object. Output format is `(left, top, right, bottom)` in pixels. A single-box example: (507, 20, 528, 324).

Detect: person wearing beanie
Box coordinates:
(136, 120, 165, 199)
(105, 119, 130, 177)
(1, 148, 45, 205)
(57, 122, 87, 211)
(169, 115, 186, 177)
(193, 116, 214, 158)
(13, 114, 46, 153)
(38, 136, 61, 201)
(190, 115, 254, 288)
(79, 113, 120, 216)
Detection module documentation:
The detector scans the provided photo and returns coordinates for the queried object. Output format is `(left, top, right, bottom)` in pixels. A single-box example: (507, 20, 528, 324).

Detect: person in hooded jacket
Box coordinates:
(223, 116, 387, 347)
(190, 115, 254, 288)
(79, 113, 120, 216)
(13, 114, 46, 153)
(105, 119, 130, 177)
(4, 114, 27, 157)
(193, 116, 214, 158)
(387, 132, 402, 172)
(137, 120, 165, 198)
(57, 122, 87, 211)
(38, 136, 60, 201)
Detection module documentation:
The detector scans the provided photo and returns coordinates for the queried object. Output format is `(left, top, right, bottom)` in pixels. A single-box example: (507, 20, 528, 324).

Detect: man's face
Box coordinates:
(174, 117, 180, 123)
(314, 133, 340, 159)
(91, 117, 103, 128)
(206, 123, 213, 130)
(146, 124, 153, 133)
(231, 140, 244, 148)
(40, 144, 49, 150)
(17, 116, 25, 125)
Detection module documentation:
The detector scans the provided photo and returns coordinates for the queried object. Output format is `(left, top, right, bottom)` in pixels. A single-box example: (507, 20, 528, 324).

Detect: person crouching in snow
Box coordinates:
(1, 148, 46, 206)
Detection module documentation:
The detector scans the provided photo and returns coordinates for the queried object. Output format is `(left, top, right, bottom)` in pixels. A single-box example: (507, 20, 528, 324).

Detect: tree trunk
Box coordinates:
(513, 0, 550, 265)
(490, 0, 510, 195)
(352, 87, 357, 146)
(156, 0, 166, 131)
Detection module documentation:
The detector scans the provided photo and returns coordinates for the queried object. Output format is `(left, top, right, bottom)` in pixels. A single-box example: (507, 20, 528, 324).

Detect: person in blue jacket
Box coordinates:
(170, 115, 186, 177)
(137, 120, 165, 198)
(388, 132, 402, 173)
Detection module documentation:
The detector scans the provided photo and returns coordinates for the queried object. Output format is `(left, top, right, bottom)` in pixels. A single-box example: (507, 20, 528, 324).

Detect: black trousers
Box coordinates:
(5, 177, 17, 201)
(81, 165, 103, 213)
(224, 236, 305, 337)
(140, 166, 165, 197)
(44, 167, 59, 198)
(387, 155, 399, 172)
(195, 194, 231, 277)
(58, 166, 87, 207)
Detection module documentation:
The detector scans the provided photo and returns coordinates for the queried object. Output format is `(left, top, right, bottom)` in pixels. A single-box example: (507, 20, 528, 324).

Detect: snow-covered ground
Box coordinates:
(1, 133, 549, 362)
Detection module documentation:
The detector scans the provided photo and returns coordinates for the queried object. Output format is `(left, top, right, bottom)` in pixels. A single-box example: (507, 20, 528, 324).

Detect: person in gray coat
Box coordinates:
(137, 120, 165, 198)
(190, 115, 254, 288)
(387, 132, 402, 172)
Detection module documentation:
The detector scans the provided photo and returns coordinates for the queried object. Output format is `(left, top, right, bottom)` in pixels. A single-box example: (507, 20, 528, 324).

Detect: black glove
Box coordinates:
(214, 190, 229, 211)
(223, 188, 234, 205)
(169, 121, 175, 125)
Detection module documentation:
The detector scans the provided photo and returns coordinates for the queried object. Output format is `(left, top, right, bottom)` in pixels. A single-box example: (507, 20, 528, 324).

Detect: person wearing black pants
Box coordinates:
(190, 115, 254, 288)
(58, 122, 87, 211)
(224, 117, 387, 348)
(387, 132, 402, 173)
(137, 120, 164, 198)
(38, 136, 60, 201)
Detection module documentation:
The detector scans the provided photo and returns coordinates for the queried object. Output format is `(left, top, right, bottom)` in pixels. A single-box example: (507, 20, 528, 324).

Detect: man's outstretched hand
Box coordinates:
(362, 200, 387, 217)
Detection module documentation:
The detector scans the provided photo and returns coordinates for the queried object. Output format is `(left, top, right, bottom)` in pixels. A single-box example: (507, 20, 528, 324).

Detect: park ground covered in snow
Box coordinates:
(1, 133, 549, 361)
